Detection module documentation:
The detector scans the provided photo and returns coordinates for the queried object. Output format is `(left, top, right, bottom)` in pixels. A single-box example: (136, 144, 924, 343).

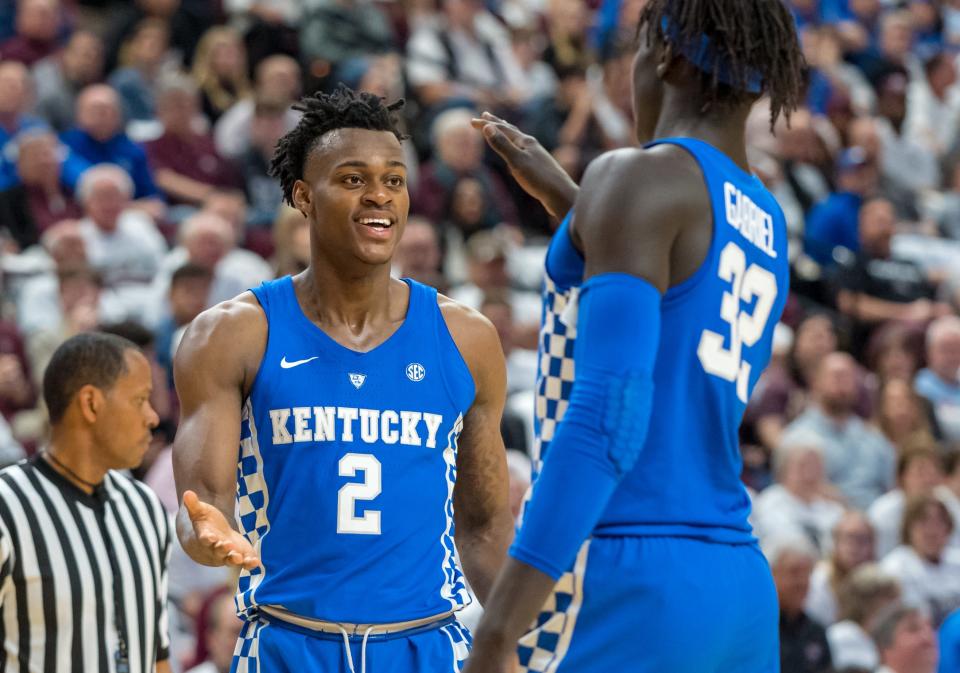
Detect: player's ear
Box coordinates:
(292, 179, 311, 218)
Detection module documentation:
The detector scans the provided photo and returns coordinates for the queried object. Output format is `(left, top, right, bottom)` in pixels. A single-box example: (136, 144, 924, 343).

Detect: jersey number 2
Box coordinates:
(337, 453, 382, 535)
(697, 241, 777, 403)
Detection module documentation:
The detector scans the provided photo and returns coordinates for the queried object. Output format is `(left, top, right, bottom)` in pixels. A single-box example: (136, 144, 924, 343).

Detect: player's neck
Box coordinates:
(653, 99, 750, 171)
(299, 262, 398, 327)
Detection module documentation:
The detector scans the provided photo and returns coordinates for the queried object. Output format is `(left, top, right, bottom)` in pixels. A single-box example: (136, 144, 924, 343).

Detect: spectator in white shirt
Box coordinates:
(906, 51, 960, 157)
(873, 605, 940, 673)
(806, 511, 877, 626)
(870, 446, 946, 558)
(76, 164, 167, 287)
(881, 495, 960, 626)
(213, 55, 301, 161)
(753, 439, 846, 555)
(827, 563, 901, 670)
(146, 211, 272, 328)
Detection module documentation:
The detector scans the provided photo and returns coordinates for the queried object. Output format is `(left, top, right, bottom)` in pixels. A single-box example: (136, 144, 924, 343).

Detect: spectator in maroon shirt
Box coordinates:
(0, 129, 81, 249)
(145, 73, 241, 207)
(0, 0, 61, 67)
(0, 321, 35, 424)
(412, 107, 518, 230)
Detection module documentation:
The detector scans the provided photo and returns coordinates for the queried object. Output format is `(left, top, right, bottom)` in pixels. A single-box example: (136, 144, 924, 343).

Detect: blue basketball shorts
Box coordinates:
(517, 536, 780, 673)
(231, 613, 471, 673)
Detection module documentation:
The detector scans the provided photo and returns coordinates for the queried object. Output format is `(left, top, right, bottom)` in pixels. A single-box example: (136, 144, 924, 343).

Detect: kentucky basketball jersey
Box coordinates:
(533, 137, 789, 541)
(234, 276, 475, 623)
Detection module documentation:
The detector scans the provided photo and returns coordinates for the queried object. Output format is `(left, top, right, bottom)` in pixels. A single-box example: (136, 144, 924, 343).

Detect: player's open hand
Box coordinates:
(471, 112, 578, 221)
(183, 490, 260, 570)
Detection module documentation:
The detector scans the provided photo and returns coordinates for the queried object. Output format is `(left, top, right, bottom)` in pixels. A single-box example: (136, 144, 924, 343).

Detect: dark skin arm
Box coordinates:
(464, 146, 709, 672)
(441, 296, 514, 604)
(171, 295, 266, 570)
(471, 112, 580, 225)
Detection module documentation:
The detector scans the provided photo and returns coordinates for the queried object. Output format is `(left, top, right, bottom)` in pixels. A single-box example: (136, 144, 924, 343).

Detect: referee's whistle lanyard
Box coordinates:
(93, 494, 130, 673)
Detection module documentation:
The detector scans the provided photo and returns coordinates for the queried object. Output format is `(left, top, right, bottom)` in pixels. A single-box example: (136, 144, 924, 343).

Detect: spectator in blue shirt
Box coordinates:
(60, 84, 164, 217)
(0, 60, 46, 190)
(805, 146, 878, 266)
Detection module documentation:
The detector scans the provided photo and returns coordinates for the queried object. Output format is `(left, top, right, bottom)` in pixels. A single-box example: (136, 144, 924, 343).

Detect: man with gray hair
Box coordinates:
(77, 163, 167, 287)
(916, 315, 960, 439)
(145, 211, 271, 328)
(873, 605, 939, 673)
(753, 437, 845, 555)
(767, 534, 834, 673)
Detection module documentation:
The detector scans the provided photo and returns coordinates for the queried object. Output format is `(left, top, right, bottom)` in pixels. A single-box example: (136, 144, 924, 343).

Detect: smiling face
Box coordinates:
(292, 127, 409, 268)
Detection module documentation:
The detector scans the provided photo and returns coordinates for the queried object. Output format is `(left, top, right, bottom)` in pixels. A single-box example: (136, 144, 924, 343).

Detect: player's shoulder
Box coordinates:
(577, 146, 704, 236)
(180, 292, 265, 352)
(175, 291, 267, 378)
(436, 293, 500, 353)
(436, 293, 504, 383)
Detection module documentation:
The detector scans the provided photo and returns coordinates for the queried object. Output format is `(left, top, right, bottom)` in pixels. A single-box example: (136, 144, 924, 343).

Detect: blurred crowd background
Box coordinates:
(2, 0, 960, 671)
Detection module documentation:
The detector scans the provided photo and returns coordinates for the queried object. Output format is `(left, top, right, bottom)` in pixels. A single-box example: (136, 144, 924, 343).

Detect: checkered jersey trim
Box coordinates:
(529, 275, 579, 487)
(232, 617, 268, 673)
(517, 540, 591, 673)
(235, 397, 270, 616)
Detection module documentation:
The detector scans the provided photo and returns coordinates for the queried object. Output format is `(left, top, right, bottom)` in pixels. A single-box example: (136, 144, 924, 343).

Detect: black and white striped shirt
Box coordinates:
(0, 456, 171, 673)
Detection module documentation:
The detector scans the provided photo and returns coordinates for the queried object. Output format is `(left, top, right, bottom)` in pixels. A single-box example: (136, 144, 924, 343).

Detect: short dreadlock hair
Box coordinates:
(638, 0, 806, 127)
(270, 85, 406, 207)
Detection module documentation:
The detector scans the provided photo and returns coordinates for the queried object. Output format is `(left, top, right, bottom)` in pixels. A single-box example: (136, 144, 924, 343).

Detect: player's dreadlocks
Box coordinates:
(638, 0, 806, 127)
(270, 85, 406, 207)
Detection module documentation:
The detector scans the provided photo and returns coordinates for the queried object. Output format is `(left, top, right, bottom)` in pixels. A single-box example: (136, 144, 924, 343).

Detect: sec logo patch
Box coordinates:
(406, 363, 426, 382)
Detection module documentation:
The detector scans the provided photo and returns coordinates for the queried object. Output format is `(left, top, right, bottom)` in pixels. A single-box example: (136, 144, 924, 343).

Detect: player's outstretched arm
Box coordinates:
(464, 150, 687, 672)
(441, 298, 514, 605)
(172, 296, 266, 570)
(471, 112, 579, 223)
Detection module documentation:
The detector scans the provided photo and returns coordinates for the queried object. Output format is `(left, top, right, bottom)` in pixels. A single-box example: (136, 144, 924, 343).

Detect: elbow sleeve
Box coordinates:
(510, 273, 661, 578)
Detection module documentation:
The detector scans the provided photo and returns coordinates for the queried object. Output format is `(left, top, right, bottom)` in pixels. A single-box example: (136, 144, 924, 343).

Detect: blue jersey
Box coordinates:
(533, 137, 789, 542)
(235, 276, 475, 623)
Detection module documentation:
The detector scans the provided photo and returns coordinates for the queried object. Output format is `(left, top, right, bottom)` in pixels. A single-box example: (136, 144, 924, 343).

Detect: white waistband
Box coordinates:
(260, 605, 456, 636)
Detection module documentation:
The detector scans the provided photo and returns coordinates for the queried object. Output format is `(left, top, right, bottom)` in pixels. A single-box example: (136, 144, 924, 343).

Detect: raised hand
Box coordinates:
(183, 490, 260, 570)
(471, 112, 579, 222)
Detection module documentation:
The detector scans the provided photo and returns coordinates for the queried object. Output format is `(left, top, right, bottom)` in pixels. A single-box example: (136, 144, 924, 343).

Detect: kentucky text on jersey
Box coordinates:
(268, 406, 444, 447)
(724, 181, 777, 258)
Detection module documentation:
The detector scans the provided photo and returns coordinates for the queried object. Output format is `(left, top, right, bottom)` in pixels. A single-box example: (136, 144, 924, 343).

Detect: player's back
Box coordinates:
(534, 137, 789, 541)
(235, 276, 475, 624)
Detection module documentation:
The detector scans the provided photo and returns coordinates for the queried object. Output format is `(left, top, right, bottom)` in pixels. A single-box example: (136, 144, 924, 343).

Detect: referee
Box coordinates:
(0, 332, 171, 673)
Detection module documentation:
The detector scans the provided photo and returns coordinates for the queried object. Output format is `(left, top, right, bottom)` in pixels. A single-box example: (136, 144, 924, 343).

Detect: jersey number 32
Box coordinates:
(697, 241, 777, 403)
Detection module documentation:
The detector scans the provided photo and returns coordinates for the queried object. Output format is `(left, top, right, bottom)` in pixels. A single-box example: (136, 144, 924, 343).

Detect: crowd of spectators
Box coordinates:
(5, 0, 960, 671)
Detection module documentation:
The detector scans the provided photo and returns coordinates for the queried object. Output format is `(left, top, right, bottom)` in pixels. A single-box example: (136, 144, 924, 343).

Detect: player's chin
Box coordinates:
(355, 241, 399, 266)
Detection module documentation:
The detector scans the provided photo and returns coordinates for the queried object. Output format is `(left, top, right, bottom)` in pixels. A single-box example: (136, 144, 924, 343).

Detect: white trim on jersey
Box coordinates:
(438, 414, 471, 610)
(237, 397, 272, 615)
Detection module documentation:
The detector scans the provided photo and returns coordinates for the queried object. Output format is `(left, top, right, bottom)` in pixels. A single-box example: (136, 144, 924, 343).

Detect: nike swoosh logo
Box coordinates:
(280, 356, 319, 369)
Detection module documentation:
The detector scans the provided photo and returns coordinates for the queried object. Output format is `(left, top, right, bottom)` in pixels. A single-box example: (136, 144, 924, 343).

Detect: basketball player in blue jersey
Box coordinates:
(171, 86, 514, 672)
(464, 1, 806, 672)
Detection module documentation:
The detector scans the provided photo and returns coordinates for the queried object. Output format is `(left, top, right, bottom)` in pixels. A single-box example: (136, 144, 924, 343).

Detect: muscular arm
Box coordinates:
(172, 295, 266, 568)
(442, 299, 514, 605)
(465, 150, 693, 672)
